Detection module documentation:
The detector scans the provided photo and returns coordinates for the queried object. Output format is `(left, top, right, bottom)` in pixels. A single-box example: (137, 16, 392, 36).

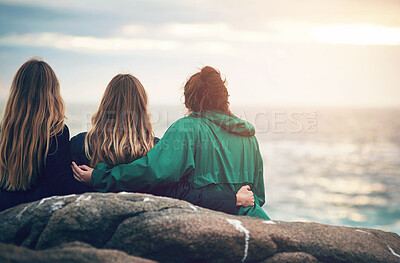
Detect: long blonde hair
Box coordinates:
(0, 59, 65, 191)
(85, 74, 154, 168)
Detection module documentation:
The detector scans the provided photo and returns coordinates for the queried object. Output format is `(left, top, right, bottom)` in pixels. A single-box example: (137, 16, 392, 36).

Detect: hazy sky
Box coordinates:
(0, 0, 399, 107)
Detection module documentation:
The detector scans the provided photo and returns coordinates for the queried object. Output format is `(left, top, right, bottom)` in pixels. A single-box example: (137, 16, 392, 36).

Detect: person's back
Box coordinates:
(184, 111, 266, 218)
(165, 66, 267, 218)
(141, 110, 267, 218)
(0, 59, 91, 211)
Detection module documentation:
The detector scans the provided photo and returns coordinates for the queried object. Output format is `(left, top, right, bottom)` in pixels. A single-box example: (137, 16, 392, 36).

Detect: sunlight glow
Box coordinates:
(312, 24, 400, 45)
(165, 22, 312, 43)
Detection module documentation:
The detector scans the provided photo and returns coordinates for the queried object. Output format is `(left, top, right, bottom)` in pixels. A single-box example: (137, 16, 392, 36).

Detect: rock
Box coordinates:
(0, 192, 399, 263)
(0, 241, 155, 263)
(263, 252, 318, 263)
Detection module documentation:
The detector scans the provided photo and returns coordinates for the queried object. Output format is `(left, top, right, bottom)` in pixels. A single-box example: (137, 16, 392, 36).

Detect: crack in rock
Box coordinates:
(76, 195, 92, 202)
(355, 229, 371, 235)
(16, 206, 29, 220)
(50, 201, 65, 212)
(188, 204, 198, 211)
(38, 194, 76, 206)
(226, 218, 249, 262)
(387, 245, 400, 258)
(263, 220, 276, 225)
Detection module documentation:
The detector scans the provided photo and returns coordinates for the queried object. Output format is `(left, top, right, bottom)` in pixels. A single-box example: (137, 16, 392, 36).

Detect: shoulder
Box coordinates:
(70, 132, 90, 165)
(154, 117, 198, 146)
(47, 125, 70, 156)
(70, 132, 87, 153)
(50, 125, 70, 146)
(71, 132, 87, 145)
(169, 116, 199, 132)
(56, 125, 70, 139)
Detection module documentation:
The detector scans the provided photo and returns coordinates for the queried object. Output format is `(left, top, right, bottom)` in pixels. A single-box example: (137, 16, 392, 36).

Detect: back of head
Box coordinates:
(0, 58, 65, 191)
(184, 66, 230, 113)
(86, 74, 154, 168)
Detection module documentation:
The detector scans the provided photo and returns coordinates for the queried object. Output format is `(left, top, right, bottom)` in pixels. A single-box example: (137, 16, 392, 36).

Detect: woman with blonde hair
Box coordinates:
(71, 74, 254, 214)
(72, 74, 155, 169)
(0, 58, 91, 211)
(73, 67, 269, 219)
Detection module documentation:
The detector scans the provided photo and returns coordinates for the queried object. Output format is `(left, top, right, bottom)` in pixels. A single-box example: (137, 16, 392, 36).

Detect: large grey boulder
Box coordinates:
(0, 241, 155, 263)
(0, 192, 399, 263)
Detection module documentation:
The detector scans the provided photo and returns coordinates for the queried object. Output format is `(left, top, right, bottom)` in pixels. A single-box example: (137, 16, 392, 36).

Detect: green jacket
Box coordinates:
(92, 111, 270, 219)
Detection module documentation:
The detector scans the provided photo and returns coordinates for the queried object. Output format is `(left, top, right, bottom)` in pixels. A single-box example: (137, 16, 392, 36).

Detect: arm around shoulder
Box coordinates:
(91, 118, 197, 193)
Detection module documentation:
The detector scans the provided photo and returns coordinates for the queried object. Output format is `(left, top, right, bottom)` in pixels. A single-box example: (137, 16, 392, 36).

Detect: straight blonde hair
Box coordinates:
(85, 74, 154, 168)
(0, 59, 65, 191)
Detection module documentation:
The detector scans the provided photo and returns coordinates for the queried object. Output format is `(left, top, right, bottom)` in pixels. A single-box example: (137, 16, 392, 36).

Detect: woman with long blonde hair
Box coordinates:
(0, 58, 91, 211)
(71, 74, 254, 214)
(84, 74, 154, 168)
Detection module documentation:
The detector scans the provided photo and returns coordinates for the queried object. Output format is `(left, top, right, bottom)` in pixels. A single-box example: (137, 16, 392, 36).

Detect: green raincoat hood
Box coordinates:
(191, 111, 255, 137)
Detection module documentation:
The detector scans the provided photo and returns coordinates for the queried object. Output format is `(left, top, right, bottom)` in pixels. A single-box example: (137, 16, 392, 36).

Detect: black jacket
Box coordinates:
(71, 132, 238, 214)
(0, 126, 92, 211)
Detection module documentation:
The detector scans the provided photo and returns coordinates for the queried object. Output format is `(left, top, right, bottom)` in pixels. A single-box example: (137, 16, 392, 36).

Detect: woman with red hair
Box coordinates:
(73, 66, 269, 219)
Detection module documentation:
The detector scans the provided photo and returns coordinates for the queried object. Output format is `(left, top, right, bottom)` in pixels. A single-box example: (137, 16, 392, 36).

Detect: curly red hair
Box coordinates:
(184, 66, 230, 113)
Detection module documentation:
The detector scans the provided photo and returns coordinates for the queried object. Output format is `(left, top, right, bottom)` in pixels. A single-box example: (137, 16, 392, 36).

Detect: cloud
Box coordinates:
(1, 21, 399, 57)
(0, 33, 180, 53)
(0, 32, 236, 55)
(0, 0, 147, 13)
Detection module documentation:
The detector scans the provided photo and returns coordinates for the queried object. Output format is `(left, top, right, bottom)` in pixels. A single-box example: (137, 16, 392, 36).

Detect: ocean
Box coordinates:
(4, 102, 400, 235)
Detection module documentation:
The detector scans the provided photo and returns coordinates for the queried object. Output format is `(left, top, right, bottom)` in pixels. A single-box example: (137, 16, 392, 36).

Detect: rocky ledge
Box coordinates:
(0, 192, 399, 263)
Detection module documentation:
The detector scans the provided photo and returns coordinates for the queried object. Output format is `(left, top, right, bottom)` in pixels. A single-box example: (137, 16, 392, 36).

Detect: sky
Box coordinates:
(0, 0, 399, 107)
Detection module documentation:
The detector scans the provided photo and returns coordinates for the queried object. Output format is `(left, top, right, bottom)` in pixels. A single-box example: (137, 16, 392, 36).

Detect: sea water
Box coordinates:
(3, 101, 400, 235)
